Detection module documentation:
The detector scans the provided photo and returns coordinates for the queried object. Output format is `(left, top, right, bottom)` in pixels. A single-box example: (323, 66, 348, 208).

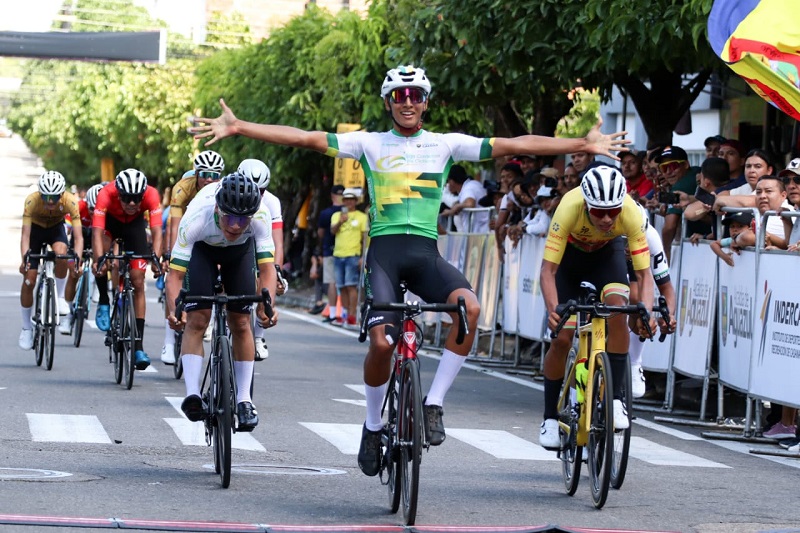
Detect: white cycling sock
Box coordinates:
(55, 275, 67, 299)
(163, 319, 175, 345)
(629, 330, 645, 367)
(365, 382, 388, 432)
(254, 321, 265, 338)
(21, 306, 32, 330)
(234, 360, 254, 404)
(426, 349, 465, 407)
(182, 354, 204, 397)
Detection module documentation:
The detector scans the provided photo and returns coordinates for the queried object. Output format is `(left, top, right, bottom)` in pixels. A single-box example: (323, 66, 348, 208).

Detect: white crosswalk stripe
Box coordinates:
(163, 396, 265, 451)
(26, 414, 111, 444)
(446, 429, 556, 461)
(300, 422, 362, 455)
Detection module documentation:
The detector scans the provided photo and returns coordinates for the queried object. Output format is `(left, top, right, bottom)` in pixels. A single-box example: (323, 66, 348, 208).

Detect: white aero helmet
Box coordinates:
(380, 65, 431, 98)
(38, 171, 66, 195)
(580, 165, 626, 209)
(194, 150, 224, 173)
(86, 183, 104, 209)
(115, 168, 148, 195)
(237, 159, 271, 190)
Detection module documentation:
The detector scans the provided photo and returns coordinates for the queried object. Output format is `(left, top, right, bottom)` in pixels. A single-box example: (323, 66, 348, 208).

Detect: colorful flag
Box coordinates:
(708, 0, 800, 121)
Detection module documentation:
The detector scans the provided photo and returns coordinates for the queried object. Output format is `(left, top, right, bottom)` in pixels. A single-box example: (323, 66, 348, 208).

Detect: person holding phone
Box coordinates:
(330, 189, 367, 328)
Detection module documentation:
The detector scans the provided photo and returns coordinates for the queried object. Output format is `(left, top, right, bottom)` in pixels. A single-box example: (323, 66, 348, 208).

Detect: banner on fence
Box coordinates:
(717, 249, 756, 392)
(502, 237, 520, 333)
(750, 253, 800, 407)
(672, 242, 717, 378)
(517, 236, 546, 340)
(478, 234, 501, 331)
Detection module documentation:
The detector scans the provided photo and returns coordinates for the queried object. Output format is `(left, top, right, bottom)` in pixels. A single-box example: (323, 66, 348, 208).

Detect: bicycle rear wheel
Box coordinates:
(213, 335, 233, 488)
(385, 373, 401, 514)
(110, 303, 123, 384)
(398, 359, 423, 525)
(173, 331, 183, 379)
(611, 355, 632, 490)
(122, 291, 136, 390)
(44, 278, 57, 371)
(587, 351, 614, 509)
(73, 272, 89, 348)
(559, 349, 582, 496)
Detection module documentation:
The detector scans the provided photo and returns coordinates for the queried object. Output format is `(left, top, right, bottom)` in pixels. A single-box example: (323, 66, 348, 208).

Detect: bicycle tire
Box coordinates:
(73, 272, 89, 348)
(34, 277, 45, 367)
(123, 290, 136, 390)
(385, 373, 401, 514)
(587, 351, 614, 509)
(173, 330, 183, 379)
(399, 358, 423, 525)
(611, 355, 632, 490)
(559, 349, 582, 496)
(44, 278, 57, 371)
(111, 301, 123, 384)
(214, 335, 233, 488)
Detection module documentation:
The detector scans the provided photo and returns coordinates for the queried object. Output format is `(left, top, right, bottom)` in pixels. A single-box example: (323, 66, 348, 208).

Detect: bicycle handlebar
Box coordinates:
(551, 299, 656, 340)
(174, 287, 274, 324)
(24, 250, 77, 271)
(96, 251, 163, 277)
(358, 297, 469, 345)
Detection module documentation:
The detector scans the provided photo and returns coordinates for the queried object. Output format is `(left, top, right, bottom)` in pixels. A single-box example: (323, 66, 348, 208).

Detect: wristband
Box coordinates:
(720, 237, 732, 247)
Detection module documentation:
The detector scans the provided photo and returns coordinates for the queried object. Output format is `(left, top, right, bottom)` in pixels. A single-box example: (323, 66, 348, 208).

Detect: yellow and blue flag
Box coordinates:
(708, 0, 800, 120)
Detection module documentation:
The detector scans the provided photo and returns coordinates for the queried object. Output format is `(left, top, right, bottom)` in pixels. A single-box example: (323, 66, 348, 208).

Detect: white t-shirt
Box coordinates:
(455, 179, 489, 233)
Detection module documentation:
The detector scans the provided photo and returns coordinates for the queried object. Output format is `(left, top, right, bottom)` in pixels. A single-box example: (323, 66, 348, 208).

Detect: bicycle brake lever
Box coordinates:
(456, 296, 467, 345)
(358, 301, 372, 343)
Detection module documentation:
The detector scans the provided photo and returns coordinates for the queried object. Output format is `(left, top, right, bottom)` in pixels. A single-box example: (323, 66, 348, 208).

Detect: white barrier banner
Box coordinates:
(749, 253, 800, 406)
(478, 234, 501, 331)
(673, 242, 717, 378)
(502, 236, 520, 333)
(444, 233, 467, 272)
(517, 236, 546, 340)
(717, 249, 756, 391)
(464, 235, 487, 294)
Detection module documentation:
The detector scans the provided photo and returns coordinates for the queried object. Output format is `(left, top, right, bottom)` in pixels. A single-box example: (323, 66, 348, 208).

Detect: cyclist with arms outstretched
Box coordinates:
(538, 165, 656, 450)
(191, 65, 629, 476)
(165, 173, 278, 431)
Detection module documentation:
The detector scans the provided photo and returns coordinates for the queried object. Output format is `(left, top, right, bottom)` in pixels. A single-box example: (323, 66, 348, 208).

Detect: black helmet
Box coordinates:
(215, 172, 260, 216)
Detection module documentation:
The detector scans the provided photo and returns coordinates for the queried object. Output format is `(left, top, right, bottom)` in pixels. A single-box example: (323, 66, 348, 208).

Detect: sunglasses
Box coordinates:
(220, 213, 252, 228)
(781, 175, 800, 185)
(389, 87, 428, 104)
(588, 206, 623, 219)
(42, 194, 61, 203)
(198, 170, 221, 180)
(658, 161, 684, 173)
(119, 193, 143, 204)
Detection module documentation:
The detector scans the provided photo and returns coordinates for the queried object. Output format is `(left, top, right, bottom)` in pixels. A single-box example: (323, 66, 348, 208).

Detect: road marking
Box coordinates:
(447, 429, 557, 461)
(332, 399, 367, 407)
(633, 418, 703, 440)
(163, 418, 266, 451)
(300, 422, 361, 454)
(26, 414, 111, 444)
(344, 384, 366, 396)
(140, 365, 158, 373)
(628, 437, 730, 468)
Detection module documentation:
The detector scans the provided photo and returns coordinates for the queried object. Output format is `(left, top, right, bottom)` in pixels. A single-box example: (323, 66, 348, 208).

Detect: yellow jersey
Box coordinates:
(169, 176, 201, 219)
(543, 188, 650, 271)
(23, 191, 81, 229)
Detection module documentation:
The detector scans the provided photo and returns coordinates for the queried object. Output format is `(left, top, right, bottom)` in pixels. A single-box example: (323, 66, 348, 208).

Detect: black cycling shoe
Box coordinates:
(181, 394, 206, 422)
(357, 424, 383, 476)
(424, 401, 446, 446)
(236, 401, 259, 432)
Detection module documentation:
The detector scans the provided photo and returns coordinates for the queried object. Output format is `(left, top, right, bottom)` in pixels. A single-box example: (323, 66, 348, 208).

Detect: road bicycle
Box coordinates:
(175, 285, 273, 488)
(70, 249, 93, 348)
(551, 281, 668, 509)
(358, 286, 468, 526)
(26, 247, 76, 371)
(99, 245, 160, 390)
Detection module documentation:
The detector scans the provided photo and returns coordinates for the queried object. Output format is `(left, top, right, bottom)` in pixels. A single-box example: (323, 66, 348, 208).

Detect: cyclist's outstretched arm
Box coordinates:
(491, 119, 629, 160)
(192, 98, 328, 153)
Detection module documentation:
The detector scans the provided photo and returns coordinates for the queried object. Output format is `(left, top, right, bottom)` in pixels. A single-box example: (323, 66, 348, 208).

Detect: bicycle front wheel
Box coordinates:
(587, 351, 614, 509)
(110, 302, 123, 384)
(398, 359, 423, 525)
(73, 272, 89, 348)
(611, 354, 632, 490)
(385, 373, 401, 514)
(213, 335, 233, 488)
(122, 291, 137, 390)
(44, 278, 57, 371)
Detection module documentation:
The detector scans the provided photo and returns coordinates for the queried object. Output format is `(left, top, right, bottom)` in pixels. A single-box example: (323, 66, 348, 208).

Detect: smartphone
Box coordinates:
(341, 206, 349, 214)
(694, 186, 715, 206)
(658, 191, 680, 205)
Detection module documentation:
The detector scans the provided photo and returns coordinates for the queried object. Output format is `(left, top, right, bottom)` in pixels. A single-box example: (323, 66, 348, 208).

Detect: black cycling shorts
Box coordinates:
(556, 238, 630, 303)
(29, 223, 69, 269)
(183, 239, 256, 314)
(364, 234, 472, 332)
(69, 226, 92, 252)
(103, 214, 150, 256)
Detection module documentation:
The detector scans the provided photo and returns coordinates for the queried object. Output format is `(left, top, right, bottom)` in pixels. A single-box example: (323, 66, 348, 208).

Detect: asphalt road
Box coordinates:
(1, 134, 799, 533)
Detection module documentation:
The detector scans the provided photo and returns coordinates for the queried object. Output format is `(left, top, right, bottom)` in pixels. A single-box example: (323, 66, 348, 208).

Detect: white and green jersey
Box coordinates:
(325, 129, 494, 240)
(169, 184, 275, 273)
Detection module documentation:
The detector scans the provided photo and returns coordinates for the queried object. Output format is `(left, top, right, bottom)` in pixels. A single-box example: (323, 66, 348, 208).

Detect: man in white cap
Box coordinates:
(330, 188, 368, 327)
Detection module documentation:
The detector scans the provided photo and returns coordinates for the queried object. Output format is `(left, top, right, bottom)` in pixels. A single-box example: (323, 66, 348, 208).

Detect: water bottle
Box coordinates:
(575, 357, 589, 404)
